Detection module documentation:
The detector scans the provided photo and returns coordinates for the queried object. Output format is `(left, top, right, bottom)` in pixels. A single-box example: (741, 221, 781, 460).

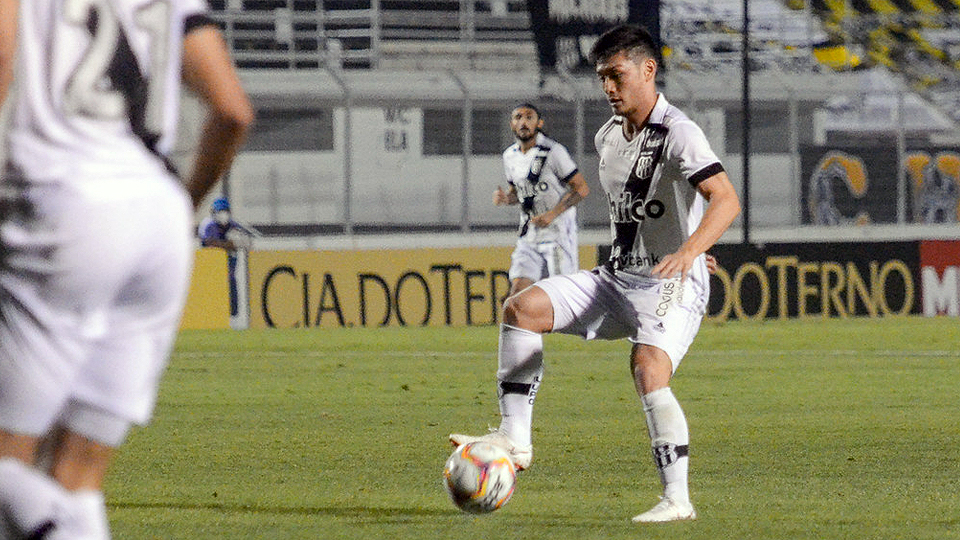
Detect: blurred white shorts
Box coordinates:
(508, 240, 579, 282)
(0, 170, 192, 446)
(535, 266, 707, 371)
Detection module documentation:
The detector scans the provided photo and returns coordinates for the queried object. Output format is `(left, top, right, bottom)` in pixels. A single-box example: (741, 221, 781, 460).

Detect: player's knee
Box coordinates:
(501, 295, 523, 327)
(502, 289, 551, 332)
(630, 347, 673, 394)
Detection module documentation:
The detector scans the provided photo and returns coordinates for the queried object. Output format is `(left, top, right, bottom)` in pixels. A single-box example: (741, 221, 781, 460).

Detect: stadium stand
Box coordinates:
(802, 0, 960, 122)
(194, 1, 959, 234)
(209, 0, 532, 70)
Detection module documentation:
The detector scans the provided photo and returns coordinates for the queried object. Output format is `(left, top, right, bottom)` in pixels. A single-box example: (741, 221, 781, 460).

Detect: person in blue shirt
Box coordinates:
(198, 197, 252, 317)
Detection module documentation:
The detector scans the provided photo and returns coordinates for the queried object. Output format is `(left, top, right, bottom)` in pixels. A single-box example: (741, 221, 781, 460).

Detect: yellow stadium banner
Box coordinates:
(248, 245, 597, 328)
(180, 248, 231, 330)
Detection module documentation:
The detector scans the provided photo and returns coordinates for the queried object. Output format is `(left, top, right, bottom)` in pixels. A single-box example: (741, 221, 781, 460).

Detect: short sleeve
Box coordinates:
(547, 143, 579, 183)
(667, 119, 723, 187)
(180, 0, 214, 34)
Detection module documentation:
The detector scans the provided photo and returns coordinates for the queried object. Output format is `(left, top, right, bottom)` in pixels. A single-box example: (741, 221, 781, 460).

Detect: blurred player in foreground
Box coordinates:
(0, 0, 252, 537)
(495, 104, 589, 297)
(451, 24, 740, 523)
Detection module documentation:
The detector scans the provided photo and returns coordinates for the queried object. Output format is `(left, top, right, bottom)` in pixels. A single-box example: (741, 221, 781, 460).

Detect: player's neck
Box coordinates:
(518, 135, 538, 153)
(622, 98, 657, 141)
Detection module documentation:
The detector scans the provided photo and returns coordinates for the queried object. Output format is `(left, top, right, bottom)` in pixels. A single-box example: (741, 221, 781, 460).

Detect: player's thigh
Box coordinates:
(534, 269, 634, 339)
(627, 285, 704, 372)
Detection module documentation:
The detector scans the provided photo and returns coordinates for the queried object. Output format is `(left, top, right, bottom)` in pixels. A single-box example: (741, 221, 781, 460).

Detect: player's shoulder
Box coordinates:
(655, 95, 699, 134)
(537, 134, 571, 157)
(594, 116, 622, 145)
(597, 116, 622, 135)
(502, 142, 520, 159)
(535, 133, 559, 149)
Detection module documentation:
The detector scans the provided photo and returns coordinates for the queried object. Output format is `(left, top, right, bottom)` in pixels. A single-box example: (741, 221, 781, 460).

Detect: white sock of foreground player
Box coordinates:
(641, 387, 691, 504)
(69, 490, 110, 540)
(496, 324, 544, 448)
(0, 458, 111, 540)
(0, 457, 70, 538)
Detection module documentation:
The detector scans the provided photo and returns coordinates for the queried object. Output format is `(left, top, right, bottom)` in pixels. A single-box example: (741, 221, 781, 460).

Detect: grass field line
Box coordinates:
(174, 349, 960, 359)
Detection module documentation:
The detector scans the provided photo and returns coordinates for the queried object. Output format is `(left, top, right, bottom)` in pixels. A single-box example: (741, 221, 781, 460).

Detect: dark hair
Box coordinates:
(588, 24, 659, 66)
(512, 102, 542, 118)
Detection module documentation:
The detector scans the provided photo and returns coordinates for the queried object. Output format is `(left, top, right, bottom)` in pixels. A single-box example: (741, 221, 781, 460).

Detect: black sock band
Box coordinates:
(652, 443, 689, 469)
(499, 381, 533, 395)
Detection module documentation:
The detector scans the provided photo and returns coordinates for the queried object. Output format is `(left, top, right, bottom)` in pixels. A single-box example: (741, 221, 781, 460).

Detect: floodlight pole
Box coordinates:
(741, 0, 752, 245)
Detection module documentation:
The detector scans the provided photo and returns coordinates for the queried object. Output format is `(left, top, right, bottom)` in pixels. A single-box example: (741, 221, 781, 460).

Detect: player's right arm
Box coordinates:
(181, 24, 254, 210)
(0, 0, 17, 107)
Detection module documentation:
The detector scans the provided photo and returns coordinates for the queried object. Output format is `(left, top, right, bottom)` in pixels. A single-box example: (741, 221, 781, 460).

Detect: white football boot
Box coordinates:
(448, 430, 532, 471)
(631, 497, 697, 523)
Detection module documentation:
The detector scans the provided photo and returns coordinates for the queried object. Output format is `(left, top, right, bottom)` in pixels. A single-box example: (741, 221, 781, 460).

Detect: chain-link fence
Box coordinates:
(173, 66, 960, 239)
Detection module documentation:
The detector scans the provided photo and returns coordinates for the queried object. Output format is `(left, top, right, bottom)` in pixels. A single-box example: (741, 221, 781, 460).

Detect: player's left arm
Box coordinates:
(652, 171, 740, 280)
(0, 0, 17, 107)
(182, 23, 254, 210)
(530, 171, 589, 227)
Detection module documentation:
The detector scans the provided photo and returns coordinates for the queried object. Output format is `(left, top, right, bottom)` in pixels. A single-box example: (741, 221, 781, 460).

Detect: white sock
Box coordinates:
(0, 458, 70, 538)
(495, 324, 543, 448)
(641, 387, 691, 504)
(67, 490, 110, 540)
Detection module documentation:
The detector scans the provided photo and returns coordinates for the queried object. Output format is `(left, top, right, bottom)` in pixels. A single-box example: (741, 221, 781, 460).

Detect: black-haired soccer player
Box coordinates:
(452, 24, 740, 523)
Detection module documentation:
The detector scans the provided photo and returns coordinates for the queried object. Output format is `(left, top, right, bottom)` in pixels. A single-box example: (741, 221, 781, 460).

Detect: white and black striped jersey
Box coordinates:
(502, 132, 580, 245)
(594, 93, 724, 291)
(4, 0, 211, 182)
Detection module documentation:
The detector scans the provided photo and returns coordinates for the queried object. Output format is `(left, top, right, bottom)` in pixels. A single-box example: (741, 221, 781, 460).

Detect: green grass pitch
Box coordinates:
(106, 317, 960, 539)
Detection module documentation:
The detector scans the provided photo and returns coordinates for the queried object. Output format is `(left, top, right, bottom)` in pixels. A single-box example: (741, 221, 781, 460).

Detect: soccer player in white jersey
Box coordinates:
(495, 104, 589, 297)
(0, 0, 253, 537)
(451, 24, 740, 523)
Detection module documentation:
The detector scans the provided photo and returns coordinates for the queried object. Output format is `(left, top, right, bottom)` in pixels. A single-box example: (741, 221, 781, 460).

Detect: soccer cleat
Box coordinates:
(448, 430, 532, 471)
(631, 497, 697, 523)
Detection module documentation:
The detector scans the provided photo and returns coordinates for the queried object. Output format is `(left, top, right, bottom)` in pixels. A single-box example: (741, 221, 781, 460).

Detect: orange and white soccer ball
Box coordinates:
(443, 441, 517, 514)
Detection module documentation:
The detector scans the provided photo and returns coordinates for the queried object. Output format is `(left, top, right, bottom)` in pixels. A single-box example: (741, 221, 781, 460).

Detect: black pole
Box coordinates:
(741, 0, 751, 245)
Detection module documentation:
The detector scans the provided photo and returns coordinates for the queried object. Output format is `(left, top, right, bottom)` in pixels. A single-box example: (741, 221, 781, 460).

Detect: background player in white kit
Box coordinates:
(494, 103, 589, 297)
(451, 24, 740, 523)
(0, 0, 252, 538)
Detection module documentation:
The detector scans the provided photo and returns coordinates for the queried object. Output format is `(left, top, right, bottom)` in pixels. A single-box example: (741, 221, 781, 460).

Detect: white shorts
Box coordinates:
(508, 240, 579, 282)
(535, 266, 707, 370)
(0, 169, 193, 446)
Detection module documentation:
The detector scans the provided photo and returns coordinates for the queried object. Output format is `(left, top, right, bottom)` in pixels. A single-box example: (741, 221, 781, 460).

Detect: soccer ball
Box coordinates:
(443, 441, 517, 514)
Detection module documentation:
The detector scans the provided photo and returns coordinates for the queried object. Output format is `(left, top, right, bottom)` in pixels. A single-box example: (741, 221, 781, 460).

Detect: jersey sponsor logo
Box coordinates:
(607, 192, 665, 222)
(655, 279, 682, 317)
(607, 245, 660, 270)
(515, 179, 549, 200)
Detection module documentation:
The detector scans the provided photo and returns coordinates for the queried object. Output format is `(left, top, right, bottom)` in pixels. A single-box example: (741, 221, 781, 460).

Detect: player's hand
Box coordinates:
(705, 254, 718, 274)
(652, 250, 697, 281)
(530, 210, 556, 228)
(493, 186, 510, 206)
